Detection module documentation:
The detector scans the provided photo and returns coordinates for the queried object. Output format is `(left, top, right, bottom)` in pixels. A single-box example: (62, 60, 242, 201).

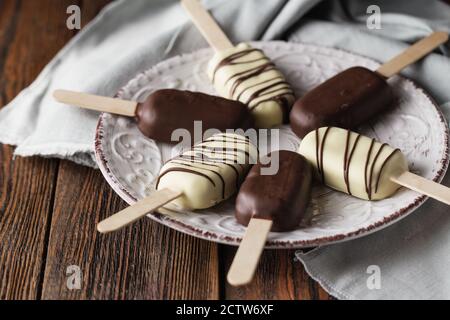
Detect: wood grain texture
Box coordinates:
(223, 247, 331, 300)
(0, 147, 58, 299)
(0, 0, 66, 300)
(41, 161, 219, 300)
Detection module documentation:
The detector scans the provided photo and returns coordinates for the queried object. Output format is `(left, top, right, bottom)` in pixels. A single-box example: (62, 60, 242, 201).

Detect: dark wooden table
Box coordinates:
(0, 0, 331, 300)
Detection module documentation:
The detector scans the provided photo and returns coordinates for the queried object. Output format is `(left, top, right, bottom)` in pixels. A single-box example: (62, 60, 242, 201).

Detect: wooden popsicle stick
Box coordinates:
(227, 218, 273, 287)
(391, 171, 450, 205)
(53, 89, 137, 117)
(97, 188, 183, 234)
(181, 0, 234, 52)
(376, 31, 448, 78)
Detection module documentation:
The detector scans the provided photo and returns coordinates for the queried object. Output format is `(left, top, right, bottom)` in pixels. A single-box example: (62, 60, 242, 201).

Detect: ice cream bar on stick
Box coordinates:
(53, 89, 253, 144)
(299, 127, 450, 205)
(227, 151, 313, 286)
(290, 32, 449, 138)
(97, 133, 258, 233)
(181, 0, 295, 128)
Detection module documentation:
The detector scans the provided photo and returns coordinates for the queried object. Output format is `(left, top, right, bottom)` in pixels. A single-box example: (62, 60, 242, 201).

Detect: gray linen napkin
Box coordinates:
(1, 0, 450, 299)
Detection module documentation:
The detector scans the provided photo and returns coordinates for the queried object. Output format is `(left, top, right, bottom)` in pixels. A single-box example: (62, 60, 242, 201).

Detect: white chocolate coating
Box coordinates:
(156, 133, 258, 210)
(299, 127, 409, 200)
(208, 43, 295, 128)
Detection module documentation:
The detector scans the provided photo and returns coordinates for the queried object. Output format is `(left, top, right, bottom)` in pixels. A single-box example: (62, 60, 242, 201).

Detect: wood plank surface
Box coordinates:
(0, 0, 67, 300)
(41, 160, 219, 300)
(223, 247, 331, 300)
(0, 146, 58, 300)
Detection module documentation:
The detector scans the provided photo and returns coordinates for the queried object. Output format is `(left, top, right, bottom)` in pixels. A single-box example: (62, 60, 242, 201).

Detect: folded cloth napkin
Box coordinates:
(1, 0, 450, 299)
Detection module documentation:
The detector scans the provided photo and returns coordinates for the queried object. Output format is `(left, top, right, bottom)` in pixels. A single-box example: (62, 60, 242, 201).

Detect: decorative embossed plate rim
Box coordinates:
(94, 41, 449, 248)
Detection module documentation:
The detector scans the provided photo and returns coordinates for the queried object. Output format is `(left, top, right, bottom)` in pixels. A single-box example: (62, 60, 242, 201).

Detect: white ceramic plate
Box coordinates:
(95, 41, 449, 248)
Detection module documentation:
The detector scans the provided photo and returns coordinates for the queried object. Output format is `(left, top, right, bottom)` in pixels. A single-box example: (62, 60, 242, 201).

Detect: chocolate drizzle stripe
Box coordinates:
(315, 129, 320, 181)
(178, 155, 243, 167)
(313, 128, 402, 199)
(343, 131, 351, 194)
(200, 136, 251, 144)
(245, 84, 293, 106)
(364, 139, 376, 200)
(320, 128, 331, 184)
(315, 128, 331, 184)
(173, 158, 220, 166)
(375, 149, 401, 193)
(169, 161, 227, 199)
(158, 135, 253, 200)
(174, 158, 242, 189)
(236, 79, 290, 101)
(212, 48, 263, 83)
(368, 143, 387, 199)
(156, 168, 215, 189)
(345, 134, 361, 195)
(187, 157, 246, 167)
(228, 64, 276, 97)
(211, 46, 293, 116)
(248, 92, 295, 111)
(343, 130, 362, 195)
(225, 63, 274, 87)
(194, 146, 250, 158)
(224, 64, 273, 88)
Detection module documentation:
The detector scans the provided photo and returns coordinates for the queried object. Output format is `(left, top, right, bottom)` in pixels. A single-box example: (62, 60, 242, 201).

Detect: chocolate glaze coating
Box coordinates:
(235, 150, 312, 232)
(290, 66, 394, 138)
(135, 89, 254, 144)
